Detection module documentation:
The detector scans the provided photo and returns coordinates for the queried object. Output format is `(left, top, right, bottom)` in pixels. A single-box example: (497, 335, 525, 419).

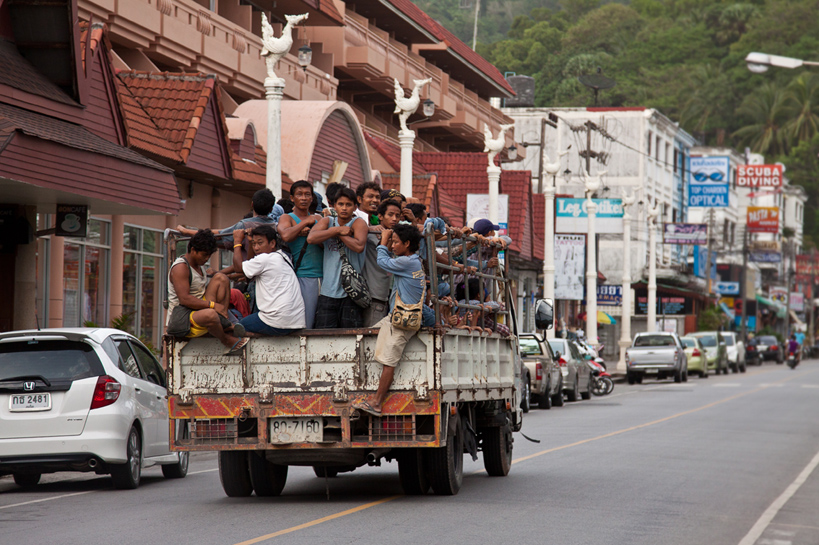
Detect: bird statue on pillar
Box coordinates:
(647, 200, 661, 224)
(543, 146, 571, 177)
(483, 123, 514, 167)
(394, 78, 432, 133)
(582, 168, 607, 198)
(621, 186, 641, 208)
(261, 13, 309, 83)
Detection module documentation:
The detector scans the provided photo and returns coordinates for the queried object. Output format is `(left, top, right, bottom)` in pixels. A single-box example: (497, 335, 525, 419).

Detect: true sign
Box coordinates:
(747, 206, 779, 233)
(737, 164, 783, 188)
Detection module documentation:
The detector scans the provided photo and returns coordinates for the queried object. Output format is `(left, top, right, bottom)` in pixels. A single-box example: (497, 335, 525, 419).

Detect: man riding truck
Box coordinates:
(166, 229, 249, 355)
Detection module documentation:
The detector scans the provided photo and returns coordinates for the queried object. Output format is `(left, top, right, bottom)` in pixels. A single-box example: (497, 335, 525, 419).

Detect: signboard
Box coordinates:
(751, 240, 780, 252)
(747, 206, 779, 233)
(466, 194, 509, 235)
(715, 281, 740, 295)
(663, 223, 707, 245)
(735, 315, 757, 331)
(737, 164, 783, 188)
(55, 204, 88, 238)
(689, 156, 729, 207)
(597, 285, 622, 306)
(693, 246, 717, 279)
(790, 292, 805, 312)
(750, 251, 781, 263)
(769, 287, 788, 305)
(554, 234, 585, 300)
(555, 198, 623, 234)
(636, 296, 689, 315)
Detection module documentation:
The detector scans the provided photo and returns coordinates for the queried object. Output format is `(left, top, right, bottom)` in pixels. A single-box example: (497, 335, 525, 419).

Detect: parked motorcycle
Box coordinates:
(589, 360, 614, 396)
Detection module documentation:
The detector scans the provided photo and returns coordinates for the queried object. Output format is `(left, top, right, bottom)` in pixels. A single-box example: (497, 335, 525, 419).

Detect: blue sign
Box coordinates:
(556, 198, 624, 234)
(597, 285, 623, 306)
(689, 156, 729, 207)
(693, 245, 717, 279)
(715, 281, 740, 295)
(750, 251, 782, 263)
(734, 315, 757, 331)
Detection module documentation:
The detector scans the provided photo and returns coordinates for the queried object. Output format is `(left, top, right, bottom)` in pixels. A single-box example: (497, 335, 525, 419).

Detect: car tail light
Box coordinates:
(536, 362, 543, 381)
(558, 356, 567, 367)
(692, 348, 701, 357)
(90, 375, 121, 409)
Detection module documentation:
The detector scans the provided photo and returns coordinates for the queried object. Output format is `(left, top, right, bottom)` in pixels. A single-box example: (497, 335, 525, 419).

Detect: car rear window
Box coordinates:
(519, 339, 543, 356)
(759, 336, 778, 344)
(547, 340, 565, 355)
(680, 338, 696, 348)
(724, 336, 735, 346)
(634, 335, 675, 347)
(696, 335, 717, 347)
(0, 340, 103, 382)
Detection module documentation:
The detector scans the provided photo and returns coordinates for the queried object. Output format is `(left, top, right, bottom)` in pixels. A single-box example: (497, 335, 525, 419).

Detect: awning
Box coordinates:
(789, 310, 806, 331)
(720, 302, 735, 319)
(756, 295, 787, 319)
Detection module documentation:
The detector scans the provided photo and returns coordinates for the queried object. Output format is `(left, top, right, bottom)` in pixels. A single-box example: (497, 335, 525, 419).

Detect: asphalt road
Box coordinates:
(2, 360, 818, 545)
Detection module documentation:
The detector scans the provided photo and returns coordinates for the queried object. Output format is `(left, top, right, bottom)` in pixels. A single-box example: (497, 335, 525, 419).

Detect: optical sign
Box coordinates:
(689, 156, 729, 207)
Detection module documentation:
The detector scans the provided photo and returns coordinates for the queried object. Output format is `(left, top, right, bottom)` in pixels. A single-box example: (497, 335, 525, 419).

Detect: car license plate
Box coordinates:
(269, 417, 322, 443)
(9, 393, 51, 412)
(644, 369, 658, 374)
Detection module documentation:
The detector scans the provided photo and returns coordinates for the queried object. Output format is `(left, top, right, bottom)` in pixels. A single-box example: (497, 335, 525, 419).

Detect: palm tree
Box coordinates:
(680, 63, 733, 137)
(783, 73, 819, 145)
(732, 81, 789, 156)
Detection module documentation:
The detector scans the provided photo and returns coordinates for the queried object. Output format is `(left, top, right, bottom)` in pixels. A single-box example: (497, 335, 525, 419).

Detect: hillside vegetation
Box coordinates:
(413, 0, 819, 247)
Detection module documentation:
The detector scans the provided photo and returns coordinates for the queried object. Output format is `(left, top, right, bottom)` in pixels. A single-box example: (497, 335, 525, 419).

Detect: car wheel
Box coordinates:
(700, 370, 708, 379)
(674, 367, 683, 383)
(627, 372, 636, 385)
(13, 473, 40, 487)
(730, 361, 738, 373)
(520, 374, 531, 414)
(111, 425, 142, 490)
(580, 374, 592, 400)
(567, 376, 580, 402)
(740, 360, 747, 373)
(682, 367, 688, 382)
(636, 374, 643, 384)
(551, 377, 565, 407)
(482, 422, 513, 477)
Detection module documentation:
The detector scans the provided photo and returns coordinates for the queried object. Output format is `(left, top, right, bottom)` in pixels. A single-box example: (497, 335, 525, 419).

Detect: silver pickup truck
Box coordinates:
(625, 332, 688, 384)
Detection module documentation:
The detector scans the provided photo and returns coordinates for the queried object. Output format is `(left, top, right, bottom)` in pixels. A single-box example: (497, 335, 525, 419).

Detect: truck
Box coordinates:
(625, 332, 688, 384)
(162, 226, 554, 496)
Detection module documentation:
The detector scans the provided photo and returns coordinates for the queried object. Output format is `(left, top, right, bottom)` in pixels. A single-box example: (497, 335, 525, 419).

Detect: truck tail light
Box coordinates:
(536, 362, 543, 381)
(90, 376, 121, 409)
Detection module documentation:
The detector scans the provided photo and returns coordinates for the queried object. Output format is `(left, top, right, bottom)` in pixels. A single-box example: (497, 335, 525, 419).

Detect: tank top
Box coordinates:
(286, 213, 323, 278)
(166, 256, 208, 323)
(321, 216, 366, 299)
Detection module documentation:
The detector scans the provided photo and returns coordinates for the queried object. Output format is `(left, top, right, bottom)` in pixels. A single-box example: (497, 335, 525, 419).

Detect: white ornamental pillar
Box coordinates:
(265, 81, 284, 196)
(618, 188, 640, 371)
(487, 165, 501, 225)
(482, 123, 514, 224)
(393, 78, 432, 199)
(399, 131, 415, 198)
(647, 203, 660, 332)
(542, 149, 569, 340)
(586, 197, 598, 344)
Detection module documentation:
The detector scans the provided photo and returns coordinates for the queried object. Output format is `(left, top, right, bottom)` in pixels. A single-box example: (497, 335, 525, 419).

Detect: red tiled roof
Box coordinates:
(113, 75, 182, 162)
(117, 71, 216, 163)
(415, 151, 533, 254)
(364, 131, 427, 175)
(380, 173, 437, 208)
(231, 144, 267, 185)
(79, 22, 104, 73)
(532, 193, 545, 261)
(379, 1, 514, 96)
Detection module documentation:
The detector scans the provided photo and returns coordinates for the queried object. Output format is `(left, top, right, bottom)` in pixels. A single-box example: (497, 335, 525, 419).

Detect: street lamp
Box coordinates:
(745, 52, 819, 73)
(617, 187, 641, 372)
(297, 44, 312, 70)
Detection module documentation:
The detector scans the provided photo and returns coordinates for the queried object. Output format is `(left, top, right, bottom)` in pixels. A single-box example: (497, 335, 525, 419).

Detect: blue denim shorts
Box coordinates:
(238, 313, 301, 336)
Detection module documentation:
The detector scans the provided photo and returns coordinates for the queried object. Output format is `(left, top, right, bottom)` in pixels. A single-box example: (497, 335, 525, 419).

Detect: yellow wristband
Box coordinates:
(209, 301, 215, 309)
(233, 244, 242, 248)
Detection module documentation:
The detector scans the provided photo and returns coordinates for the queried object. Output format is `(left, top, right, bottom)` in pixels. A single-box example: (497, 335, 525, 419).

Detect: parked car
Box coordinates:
(721, 331, 747, 373)
(519, 333, 562, 410)
(680, 336, 708, 378)
(625, 332, 688, 384)
(752, 335, 784, 363)
(689, 331, 728, 374)
(0, 328, 188, 489)
(548, 338, 593, 402)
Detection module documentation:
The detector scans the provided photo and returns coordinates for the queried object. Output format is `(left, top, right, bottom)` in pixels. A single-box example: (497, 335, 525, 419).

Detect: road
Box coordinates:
(2, 361, 818, 545)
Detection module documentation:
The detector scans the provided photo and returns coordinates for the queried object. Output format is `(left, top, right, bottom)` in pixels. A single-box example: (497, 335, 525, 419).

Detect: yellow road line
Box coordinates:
(232, 496, 402, 545)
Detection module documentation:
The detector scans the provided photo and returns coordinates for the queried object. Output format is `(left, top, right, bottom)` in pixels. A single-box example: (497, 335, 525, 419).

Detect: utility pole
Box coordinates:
(704, 209, 715, 299)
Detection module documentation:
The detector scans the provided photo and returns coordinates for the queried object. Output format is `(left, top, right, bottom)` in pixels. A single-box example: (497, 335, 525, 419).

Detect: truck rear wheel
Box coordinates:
(248, 452, 288, 497)
(218, 451, 253, 497)
(426, 423, 463, 495)
(482, 423, 512, 477)
(397, 448, 430, 495)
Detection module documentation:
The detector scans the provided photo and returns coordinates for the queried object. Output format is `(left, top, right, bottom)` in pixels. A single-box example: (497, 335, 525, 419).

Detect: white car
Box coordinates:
(721, 331, 747, 373)
(0, 328, 187, 489)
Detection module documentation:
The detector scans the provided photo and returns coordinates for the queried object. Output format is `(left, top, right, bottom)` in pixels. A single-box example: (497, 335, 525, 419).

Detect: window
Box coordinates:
(673, 150, 678, 173)
(647, 132, 652, 156)
(114, 338, 142, 379)
(130, 341, 165, 386)
(123, 226, 165, 347)
(62, 219, 110, 328)
(656, 136, 661, 161)
(665, 143, 671, 167)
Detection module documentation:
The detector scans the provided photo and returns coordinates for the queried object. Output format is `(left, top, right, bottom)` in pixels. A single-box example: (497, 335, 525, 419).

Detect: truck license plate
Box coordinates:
(10, 393, 51, 412)
(269, 418, 323, 443)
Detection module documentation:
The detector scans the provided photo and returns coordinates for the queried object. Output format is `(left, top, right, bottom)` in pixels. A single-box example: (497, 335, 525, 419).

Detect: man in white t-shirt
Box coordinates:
(231, 224, 305, 335)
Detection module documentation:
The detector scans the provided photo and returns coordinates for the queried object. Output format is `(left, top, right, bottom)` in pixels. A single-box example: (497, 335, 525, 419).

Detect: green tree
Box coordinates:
(783, 73, 819, 144)
(732, 81, 789, 155)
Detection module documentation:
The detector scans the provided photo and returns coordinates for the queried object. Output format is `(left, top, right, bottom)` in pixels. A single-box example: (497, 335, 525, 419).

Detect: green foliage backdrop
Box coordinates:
(412, 0, 819, 246)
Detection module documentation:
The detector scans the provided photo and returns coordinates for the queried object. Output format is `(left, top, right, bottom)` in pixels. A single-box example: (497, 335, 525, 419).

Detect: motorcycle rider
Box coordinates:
(787, 334, 800, 369)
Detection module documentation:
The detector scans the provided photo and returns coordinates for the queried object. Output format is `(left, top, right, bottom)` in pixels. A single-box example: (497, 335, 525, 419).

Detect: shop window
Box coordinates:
(62, 219, 110, 328)
(123, 226, 165, 348)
